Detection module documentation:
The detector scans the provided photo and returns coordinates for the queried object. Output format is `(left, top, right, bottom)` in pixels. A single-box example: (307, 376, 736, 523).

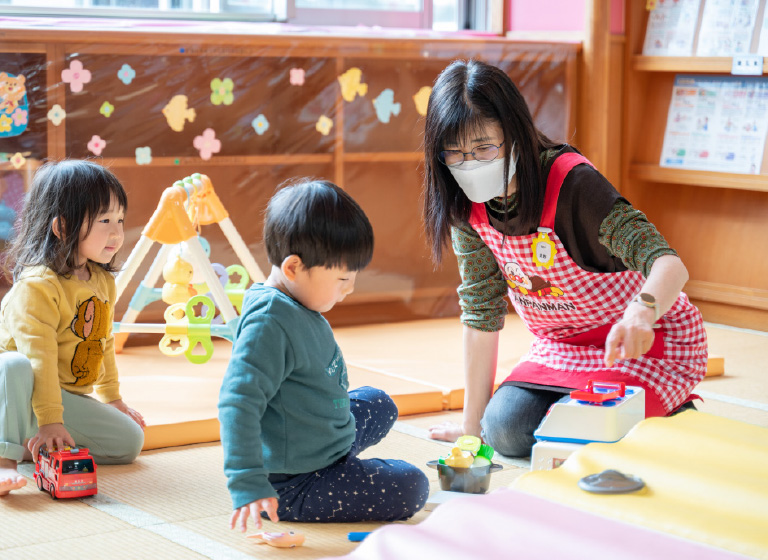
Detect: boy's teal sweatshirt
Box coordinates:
(218, 284, 355, 510)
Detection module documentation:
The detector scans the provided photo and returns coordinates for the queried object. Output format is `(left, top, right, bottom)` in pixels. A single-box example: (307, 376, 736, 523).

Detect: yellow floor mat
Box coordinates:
(513, 410, 768, 559)
(3, 428, 525, 560)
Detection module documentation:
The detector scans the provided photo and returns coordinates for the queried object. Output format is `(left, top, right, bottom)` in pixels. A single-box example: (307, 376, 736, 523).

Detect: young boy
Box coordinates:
(219, 179, 429, 532)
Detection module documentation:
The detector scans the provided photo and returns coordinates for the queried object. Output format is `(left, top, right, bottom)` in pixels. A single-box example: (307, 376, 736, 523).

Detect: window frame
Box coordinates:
(0, 0, 290, 22)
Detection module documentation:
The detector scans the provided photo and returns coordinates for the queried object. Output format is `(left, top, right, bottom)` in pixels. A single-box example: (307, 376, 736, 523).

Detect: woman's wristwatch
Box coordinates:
(633, 292, 660, 322)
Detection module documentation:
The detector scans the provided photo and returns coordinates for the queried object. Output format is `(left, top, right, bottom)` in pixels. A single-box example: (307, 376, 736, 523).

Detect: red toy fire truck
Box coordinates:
(34, 446, 98, 499)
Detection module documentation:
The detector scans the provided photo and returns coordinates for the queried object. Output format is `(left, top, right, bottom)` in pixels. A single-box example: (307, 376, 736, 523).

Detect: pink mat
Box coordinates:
(323, 488, 747, 560)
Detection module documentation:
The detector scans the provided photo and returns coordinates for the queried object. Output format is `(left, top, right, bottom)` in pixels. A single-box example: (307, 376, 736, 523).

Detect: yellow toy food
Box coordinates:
(443, 446, 474, 469)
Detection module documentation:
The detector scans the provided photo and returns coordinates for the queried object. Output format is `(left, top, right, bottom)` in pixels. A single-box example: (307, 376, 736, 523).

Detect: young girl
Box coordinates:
(0, 160, 145, 496)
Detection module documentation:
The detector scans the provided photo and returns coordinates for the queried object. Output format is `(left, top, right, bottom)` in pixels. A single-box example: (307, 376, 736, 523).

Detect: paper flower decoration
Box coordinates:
(10, 152, 25, 169)
(315, 115, 333, 136)
(193, 128, 221, 160)
(251, 114, 269, 136)
(0, 114, 11, 133)
(135, 146, 152, 165)
(11, 108, 27, 126)
(100, 101, 115, 118)
(372, 89, 401, 124)
(289, 68, 305, 86)
(47, 104, 66, 126)
(87, 135, 106, 156)
(413, 86, 431, 117)
(210, 78, 234, 106)
(117, 63, 136, 85)
(61, 59, 92, 93)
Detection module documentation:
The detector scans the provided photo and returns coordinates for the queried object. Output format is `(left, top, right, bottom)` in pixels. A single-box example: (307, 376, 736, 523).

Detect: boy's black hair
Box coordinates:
(3, 159, 128, 281)
(264, 179, 374, 271)
(423, 59, 560, 263)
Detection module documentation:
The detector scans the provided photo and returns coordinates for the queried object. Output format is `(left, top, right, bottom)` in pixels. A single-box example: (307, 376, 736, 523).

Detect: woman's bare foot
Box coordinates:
(428, 421, 464, 442)
(0, 458, 27, 496)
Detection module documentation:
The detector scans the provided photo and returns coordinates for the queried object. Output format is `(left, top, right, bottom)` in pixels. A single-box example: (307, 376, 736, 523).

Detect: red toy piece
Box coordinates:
(34, 446, 98, 500)
(570, 380, 626, 404)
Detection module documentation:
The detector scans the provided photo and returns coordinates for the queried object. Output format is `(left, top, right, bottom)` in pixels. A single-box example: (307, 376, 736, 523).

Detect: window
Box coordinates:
(61, 458, 95, 475)
(0, 0, 290, 22)
(0, 0, 499, 30)
(290, 0, 499, 31)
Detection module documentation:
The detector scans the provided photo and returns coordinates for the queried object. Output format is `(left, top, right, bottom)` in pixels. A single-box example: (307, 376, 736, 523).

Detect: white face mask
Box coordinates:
(448, 155, 516, 203)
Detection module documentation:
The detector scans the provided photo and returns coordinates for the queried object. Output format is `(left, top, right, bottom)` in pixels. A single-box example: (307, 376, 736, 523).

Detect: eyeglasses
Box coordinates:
(438, 141, 505, 168)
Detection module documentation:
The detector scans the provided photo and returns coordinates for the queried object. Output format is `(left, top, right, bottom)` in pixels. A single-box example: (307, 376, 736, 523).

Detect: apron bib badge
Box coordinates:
(531, 227, 556, 268)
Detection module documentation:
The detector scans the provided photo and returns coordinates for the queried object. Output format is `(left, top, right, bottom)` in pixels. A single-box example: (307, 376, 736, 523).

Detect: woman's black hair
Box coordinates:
(423, 59, 559, 263)
(264, 178, 374, 271)
(3, 159, 128, 281)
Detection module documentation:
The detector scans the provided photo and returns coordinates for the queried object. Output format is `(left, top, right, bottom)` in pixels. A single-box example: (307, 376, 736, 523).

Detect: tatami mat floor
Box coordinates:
(1, 316, 766, 559)
(3, 428, 526, 560)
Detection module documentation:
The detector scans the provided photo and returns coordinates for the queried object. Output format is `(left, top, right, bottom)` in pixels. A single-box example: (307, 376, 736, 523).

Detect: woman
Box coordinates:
(422, 60, 707, 457)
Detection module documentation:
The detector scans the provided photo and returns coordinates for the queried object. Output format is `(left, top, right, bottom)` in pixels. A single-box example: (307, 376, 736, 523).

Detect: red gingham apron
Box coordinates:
(468, 152, 708, 416)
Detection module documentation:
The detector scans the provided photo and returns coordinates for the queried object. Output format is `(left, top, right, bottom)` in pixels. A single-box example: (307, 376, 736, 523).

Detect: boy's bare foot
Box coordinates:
(0, 459, 27, 496)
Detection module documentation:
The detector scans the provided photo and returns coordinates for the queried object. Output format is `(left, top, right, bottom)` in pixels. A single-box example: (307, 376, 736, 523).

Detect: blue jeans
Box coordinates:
(267, 386, 429, 522)
(481, 384, 568, 458)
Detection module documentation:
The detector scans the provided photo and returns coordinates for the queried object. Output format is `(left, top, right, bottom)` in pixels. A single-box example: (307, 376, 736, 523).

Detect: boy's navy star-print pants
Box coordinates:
(266, 386, 429, 522)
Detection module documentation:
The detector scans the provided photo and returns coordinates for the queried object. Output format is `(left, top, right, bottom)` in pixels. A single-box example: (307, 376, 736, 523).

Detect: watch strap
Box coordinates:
(633, 294, 660, 322)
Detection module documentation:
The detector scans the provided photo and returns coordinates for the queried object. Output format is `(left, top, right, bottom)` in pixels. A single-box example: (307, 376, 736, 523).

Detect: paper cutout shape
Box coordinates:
(100, 101, 115, 118)
(87, 135, 106, 156)
(0, 73, 26, 113)
(162, 95, 196, 132)
(316, 115, 333, 136)
(210, 77, 234, 106)
(135, 146, 152, 165)
(61, 60, 91, 93)
(47, 104, 66, 126)
(193, 128, 221, 160)
(0, 72, 28, 138)
(117, 63, 136, 85)
(251, 114, 269, 135)
(338, 68, 368, 102)
(11, 108, 27, 126)
(413, 86, 431, 117)
(10, 152, 25, 169)
(290, 68, 305, 86)
(372, 89, 401, 123)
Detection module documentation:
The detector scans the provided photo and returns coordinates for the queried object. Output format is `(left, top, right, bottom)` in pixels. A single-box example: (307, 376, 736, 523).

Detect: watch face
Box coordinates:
(639, 293, 656, 305)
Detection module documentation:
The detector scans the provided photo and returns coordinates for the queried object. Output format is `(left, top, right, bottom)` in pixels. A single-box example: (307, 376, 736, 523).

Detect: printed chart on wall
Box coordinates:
(660, 75, 768, 174)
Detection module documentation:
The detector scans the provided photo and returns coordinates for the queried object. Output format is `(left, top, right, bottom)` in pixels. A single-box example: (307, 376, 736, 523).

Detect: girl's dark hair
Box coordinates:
(3, 159, 128, 281)
(264, 178, 374, 271)
(423, 59, 559, 263)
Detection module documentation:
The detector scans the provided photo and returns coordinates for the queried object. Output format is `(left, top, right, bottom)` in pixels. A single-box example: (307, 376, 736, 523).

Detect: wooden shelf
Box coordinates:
(99, 154, 335, 168)
(632, 55, 768, 74)
(3, 153, 423, 170)
(343, 152, 422, 163)
(629, 163, 768, 193)
(685, 280, 768, 311)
